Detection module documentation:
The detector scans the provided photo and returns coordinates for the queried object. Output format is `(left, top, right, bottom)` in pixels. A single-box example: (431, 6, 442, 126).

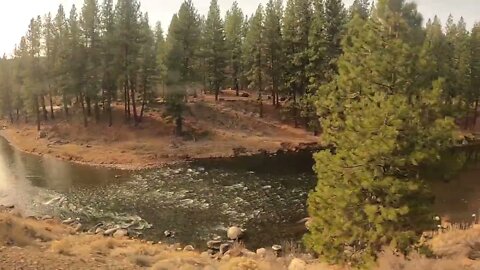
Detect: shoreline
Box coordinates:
(0, 125, 320, 171)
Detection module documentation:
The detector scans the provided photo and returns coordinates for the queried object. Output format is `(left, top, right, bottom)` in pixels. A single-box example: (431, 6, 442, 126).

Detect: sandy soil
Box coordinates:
(0, 92, 318, 170)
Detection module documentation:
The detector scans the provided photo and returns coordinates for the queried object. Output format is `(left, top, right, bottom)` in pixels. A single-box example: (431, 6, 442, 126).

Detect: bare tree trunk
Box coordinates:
(175, 116, 183, 136)
(107, 88, 113, 127)
(49, 92, 54, 120)
(80, 92, 88, 128)
(473, 98, 479, 129)
(94, 98, 100, 123)
(86, 95, 92, 117)
(63, 91, 69, 120)
(41, 95, 48, 121)
(139, 82, 147, 123)
(124, 82, 128, 121)
(235, 77, 239, 97)
(35, 95, 40, 131)
(130, 80, 138, 126)
(293, 90, 298, 128)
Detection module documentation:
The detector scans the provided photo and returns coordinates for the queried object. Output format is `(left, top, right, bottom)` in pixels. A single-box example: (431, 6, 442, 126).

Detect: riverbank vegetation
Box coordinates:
(0, 0, 479, 269)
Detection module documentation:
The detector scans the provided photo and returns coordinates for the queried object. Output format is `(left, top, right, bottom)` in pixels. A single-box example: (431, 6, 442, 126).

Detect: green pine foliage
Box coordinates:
(224, 1, 244, 96)
(305, 0, 458, 267)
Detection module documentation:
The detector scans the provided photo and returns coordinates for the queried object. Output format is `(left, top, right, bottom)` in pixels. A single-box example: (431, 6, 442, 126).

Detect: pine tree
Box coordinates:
(305, 0, 457, 266)
(204, 0, 227, 101)
(322, 0, 346, 80)
(154, 22, 167, 97)
(81, 0, 102, 122)
(138, 13, 157, 123)
(471, 23, 480, 125)
(43, 12, 56, 120)
(419, 16, 449, 88)
(100, 0, 116, 126)
(114, 0, 142, 123)
(67, 5, 88, 127)
(165, 0, 201, 135)
(264, 0, 284, 107)
(224, 1, 244, 96)
(0, 56, 14, 123)
(244, 5, 266, 117)
(25, 17, 42, 130)
(349, 0, 370, 20)
(283, 0, 312, 127)
(53, 4, 70, 119)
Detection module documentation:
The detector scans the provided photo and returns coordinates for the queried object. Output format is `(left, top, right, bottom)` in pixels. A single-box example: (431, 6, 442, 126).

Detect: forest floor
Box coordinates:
(0, 90, 318, 170)
(1, 207, 480, 270)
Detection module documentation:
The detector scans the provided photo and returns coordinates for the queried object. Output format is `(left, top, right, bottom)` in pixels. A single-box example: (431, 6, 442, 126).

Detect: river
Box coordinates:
(0, 136, 316, 248)
(0, 136, 479, 249)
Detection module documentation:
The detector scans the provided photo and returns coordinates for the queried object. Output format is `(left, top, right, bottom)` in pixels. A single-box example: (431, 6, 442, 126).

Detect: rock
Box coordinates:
(41, 215, 53, 220)
(272, 245, 283, 257)
(113, 229, 128, 238)
(256, 248, 267, 257)
(288, 258, 307, 270)
(232, 147, 247, 157)
(227, 226, 244, 240)
(183, 245, 195, 252)
(95, 228, 105, 235)
(207, 240, 222, 250)
(164, 230, 175, 238)
(200, 251, 210, 258)
(61, 218, 75, 225)
(103, 227, 119, 236)
(240, 92, 250, 98)
(221, 254, 231, 261)
(207, 249, 217, 255)
(220, 243, 231, 255)
(72, 223, 83, 232)
(37, 130, 47, 139)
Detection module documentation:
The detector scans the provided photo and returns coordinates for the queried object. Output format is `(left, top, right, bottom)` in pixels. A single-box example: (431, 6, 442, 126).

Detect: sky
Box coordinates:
(0, 0, 478, 55)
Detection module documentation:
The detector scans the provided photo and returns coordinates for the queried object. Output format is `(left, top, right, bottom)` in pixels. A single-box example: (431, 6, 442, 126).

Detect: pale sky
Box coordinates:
(0, 0, 478, 55)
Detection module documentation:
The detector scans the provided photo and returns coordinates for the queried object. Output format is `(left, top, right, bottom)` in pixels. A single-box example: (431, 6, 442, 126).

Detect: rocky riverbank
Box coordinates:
(0, 205, 327, 270)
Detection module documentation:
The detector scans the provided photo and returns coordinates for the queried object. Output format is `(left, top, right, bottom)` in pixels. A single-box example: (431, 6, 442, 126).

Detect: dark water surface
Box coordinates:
(0, 136, 316, 248)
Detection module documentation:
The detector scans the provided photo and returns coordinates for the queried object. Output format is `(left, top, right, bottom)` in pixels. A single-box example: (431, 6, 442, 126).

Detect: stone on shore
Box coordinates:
(227, 226, 244, 240)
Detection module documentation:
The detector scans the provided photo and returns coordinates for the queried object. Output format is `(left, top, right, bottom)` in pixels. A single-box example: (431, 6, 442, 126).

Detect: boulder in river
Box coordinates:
(227, 226, 244, 240)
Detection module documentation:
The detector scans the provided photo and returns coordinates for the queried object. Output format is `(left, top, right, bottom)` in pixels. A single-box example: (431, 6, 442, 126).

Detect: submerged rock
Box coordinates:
(227, 226, 244, 240)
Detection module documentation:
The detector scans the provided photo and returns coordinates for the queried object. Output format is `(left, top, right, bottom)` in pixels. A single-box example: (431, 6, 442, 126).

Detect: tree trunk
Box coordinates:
(16, 108, 19, 121)
(235, 77, 239, 97)
(94, 98, 100, 123)
(41, 95, 48, 121)
(473, 98, 479, 129)
(86, 95, 92, 117)
(215, 87, 219, 102)
(293, 90, 298, 128)
(63, 91, 69, 120)
(35, 95, 40, 131)
(124, 82, 128, 121)
(175, 116, 183, 136)
(49, 92, 55, 120)
(129, 78, 138, 126)
(139, 82, 147, 123)
(107, 88, 113, 127)
(80, 92, 88, 128)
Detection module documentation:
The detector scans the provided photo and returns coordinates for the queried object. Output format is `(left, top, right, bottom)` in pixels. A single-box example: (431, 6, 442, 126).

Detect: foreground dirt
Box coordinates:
(0, 92, 318, 170)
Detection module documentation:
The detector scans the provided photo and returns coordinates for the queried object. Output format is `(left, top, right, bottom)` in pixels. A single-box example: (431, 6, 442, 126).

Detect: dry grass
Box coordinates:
(0, 212, 69, 247)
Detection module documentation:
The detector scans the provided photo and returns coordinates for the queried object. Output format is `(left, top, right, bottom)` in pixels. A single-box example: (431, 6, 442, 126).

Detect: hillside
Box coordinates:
(0, 91, 318, 170)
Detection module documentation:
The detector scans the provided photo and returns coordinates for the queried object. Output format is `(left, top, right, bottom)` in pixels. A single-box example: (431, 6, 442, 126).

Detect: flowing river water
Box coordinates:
(0, 136, 479, 249)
